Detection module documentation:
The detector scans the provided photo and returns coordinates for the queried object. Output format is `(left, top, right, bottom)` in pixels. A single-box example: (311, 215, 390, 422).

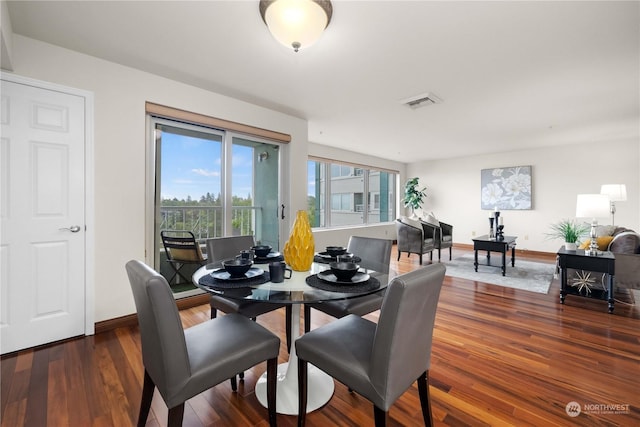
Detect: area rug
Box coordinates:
(444, 254, 554, 294)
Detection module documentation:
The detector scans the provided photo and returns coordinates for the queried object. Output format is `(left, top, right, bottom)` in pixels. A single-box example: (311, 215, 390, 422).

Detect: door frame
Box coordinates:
(1, 71, 96, 335)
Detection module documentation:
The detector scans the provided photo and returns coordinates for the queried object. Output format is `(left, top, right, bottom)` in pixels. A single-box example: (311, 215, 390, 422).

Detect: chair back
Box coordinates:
(347, 236, 393, 273)
(205, 235, 256, 268)
(161, 230, 205, 262)
(125, 260, 191, 398)
(370, 263, 445, 406)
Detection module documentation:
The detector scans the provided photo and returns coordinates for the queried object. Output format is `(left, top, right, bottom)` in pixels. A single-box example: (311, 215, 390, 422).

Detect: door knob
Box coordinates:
(59, 225, 81, 233)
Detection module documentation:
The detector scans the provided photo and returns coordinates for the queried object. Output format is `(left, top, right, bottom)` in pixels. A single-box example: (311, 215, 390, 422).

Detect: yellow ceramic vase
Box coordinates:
(283, 210, 315, 271)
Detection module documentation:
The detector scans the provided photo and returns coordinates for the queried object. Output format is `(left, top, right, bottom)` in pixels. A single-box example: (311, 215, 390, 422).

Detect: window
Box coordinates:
(149, 116, 284, 295)
(308, 159, 397, 228)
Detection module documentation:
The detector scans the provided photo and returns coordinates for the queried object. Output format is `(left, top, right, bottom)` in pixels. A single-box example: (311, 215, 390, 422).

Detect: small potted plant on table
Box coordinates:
(546, 219, 589, 251)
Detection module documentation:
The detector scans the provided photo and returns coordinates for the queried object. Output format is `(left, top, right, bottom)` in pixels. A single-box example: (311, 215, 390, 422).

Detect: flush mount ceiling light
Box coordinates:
(259, 0, 333, 52)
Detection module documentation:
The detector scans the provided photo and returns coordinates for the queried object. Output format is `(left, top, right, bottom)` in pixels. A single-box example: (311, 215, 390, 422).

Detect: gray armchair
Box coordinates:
(434, 221, 453, 261)
(296, 263, 446, 426)
(125, 260, 279, 427)
(396, 217, 436, 264)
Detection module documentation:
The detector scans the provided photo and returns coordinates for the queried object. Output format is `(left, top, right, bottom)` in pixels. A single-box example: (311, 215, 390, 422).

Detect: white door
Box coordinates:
(1, 77, 87, 354)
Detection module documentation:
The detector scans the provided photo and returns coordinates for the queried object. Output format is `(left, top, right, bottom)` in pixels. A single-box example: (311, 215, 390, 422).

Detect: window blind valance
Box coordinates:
(146, 102, 291, 143)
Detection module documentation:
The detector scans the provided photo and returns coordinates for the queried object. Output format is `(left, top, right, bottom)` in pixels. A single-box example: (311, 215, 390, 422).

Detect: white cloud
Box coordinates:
(191, 168, 220, 177)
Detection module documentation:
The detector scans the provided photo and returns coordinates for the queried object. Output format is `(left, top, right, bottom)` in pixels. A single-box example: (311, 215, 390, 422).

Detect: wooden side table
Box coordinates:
(472, 235, 517, 276)
(557, 247, 616, 313)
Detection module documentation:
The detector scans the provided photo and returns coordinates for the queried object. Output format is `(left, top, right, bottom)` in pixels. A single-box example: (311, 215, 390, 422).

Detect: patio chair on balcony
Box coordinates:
(160, 230, 208, 286)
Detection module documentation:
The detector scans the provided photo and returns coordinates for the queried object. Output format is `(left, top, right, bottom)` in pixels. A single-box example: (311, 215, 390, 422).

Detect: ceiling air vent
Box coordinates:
(400, 92, 443, 109)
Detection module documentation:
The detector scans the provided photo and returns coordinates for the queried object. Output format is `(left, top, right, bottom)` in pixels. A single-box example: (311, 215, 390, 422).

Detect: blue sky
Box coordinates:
(161, 132, 254, 200)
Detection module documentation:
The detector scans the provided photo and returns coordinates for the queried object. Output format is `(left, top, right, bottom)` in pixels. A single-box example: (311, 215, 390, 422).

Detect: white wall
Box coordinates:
(407, 139, 639, 253)
(0, 0, 13, 70)
(307, 142, 406, 250)
(9, 35, 309, 322)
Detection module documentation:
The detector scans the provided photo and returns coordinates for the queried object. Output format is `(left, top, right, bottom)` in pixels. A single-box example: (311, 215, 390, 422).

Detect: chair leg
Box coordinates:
(438, 248, 441, 261)
(430, 251, 434, 261)
(167, 403, 185, 427)
(418, 371, 434, 427)
(373, 406, 387, 427)
(210, 308, 218, 319)
(267, 357, 277, 427)
(230, 374, 237, 391)
(419, 253, 423, 264)
(137, 370, 155, 427)
(286, 305, 292, 352)
(449, 246, 452, 260)
(298, 358, 308, 427)
(304, 305, 311, 333)
(397, 250, 401, 261)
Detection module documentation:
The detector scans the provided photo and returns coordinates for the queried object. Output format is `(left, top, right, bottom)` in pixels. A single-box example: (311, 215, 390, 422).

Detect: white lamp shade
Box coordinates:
(575, 194, 610, 219)
(600, 184, 627, 202)
(263, 0, 330, 51)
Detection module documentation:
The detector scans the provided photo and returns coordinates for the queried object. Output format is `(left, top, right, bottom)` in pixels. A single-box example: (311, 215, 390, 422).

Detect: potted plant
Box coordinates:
(546, 219, 589, 251)
(403, 177, 427, 218)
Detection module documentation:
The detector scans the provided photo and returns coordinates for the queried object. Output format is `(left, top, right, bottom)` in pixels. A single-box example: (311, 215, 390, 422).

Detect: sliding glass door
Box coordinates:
(150, 118, 281, 295)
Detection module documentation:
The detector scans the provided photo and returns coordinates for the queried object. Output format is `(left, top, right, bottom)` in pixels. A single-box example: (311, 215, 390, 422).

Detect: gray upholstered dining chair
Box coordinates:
(125, 260, 279, 427)
(304, 236, 393, 332)
(296, 263, 446, 427)
(206, 236, 292, 352)
(303, 236, 392, 333)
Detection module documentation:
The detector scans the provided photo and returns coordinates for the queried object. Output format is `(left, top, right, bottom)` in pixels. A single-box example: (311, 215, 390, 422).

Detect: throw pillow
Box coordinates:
(402, 216, 423, 230)
(595, 225, 616, 237)
(578, 236, 615, 251)
(423, 212, 440, 227)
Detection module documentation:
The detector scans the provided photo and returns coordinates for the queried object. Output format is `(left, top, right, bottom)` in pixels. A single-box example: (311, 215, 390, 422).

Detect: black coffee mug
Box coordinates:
(269, 261, 292, 283)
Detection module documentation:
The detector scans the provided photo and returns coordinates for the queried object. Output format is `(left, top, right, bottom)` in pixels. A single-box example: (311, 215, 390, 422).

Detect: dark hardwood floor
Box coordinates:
(2, 246, 639, 426)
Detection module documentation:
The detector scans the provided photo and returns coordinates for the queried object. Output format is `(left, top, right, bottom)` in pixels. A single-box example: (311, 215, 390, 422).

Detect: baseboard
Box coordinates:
(94, 293, 210, 334)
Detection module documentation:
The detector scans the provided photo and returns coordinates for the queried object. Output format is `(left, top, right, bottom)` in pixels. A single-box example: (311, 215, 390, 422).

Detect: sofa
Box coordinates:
(577, 226, 640, 291)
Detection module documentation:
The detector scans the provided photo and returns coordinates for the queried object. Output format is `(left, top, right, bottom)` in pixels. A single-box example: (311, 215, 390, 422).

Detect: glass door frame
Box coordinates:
(145, 116, 289, 298)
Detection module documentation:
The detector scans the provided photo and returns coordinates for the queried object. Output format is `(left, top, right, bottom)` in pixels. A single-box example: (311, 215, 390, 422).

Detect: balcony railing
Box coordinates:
(159, 205, 260, 240)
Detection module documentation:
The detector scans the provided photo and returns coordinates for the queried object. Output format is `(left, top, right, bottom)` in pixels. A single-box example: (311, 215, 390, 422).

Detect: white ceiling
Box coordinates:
(6, 1, 639, 163)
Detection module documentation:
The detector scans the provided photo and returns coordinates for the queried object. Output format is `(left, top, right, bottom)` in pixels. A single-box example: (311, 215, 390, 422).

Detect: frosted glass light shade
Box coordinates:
(575, 194, 610, 219)
(260, 0, 332, 52)
(600, 184, 627, 202)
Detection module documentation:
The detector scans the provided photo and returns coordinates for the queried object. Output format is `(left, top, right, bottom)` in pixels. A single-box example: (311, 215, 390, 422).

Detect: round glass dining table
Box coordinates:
(192, 261, 393, 415)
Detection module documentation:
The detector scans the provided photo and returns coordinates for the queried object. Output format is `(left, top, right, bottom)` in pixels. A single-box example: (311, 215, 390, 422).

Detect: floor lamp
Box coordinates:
(600, 184, 627, 226)
(576, 194, 610, 256)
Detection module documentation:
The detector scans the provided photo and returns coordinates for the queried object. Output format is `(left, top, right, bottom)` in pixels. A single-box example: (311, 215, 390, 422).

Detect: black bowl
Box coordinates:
(326, 246, 347, 257)
(329, 261, 360, 281)
(222, 258, 253, 277)
(252, 245, 272, 258)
